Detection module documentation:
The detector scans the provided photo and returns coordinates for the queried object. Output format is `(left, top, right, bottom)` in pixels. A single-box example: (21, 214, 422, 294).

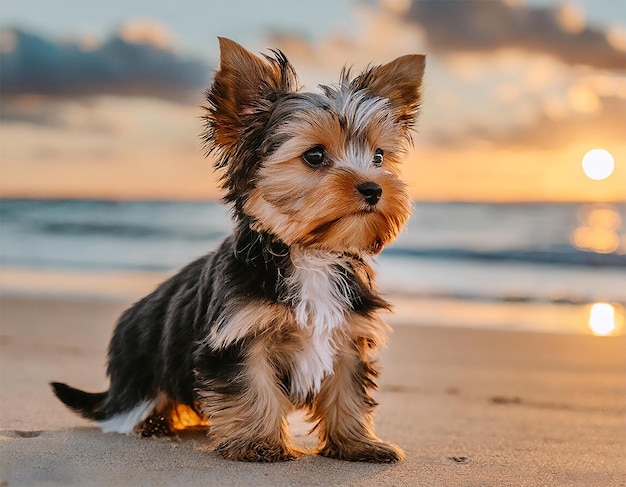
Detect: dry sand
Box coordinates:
(1, 296, 624, 487)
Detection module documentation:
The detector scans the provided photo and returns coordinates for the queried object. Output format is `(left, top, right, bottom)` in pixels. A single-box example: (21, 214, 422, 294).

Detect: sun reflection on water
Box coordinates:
(588, 303, 623, 336)
(571, 204, 625, 254)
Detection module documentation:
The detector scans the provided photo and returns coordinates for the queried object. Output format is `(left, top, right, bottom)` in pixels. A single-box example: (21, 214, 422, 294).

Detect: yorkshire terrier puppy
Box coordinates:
(51, 37, 425, 463)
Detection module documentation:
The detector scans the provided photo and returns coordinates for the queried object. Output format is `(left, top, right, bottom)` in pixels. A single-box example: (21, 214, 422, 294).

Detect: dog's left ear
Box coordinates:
(354, 54, 426, 132)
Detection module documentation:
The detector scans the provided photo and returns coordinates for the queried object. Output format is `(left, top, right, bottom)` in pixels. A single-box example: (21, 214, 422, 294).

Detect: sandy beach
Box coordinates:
(1, 295, 624, 487)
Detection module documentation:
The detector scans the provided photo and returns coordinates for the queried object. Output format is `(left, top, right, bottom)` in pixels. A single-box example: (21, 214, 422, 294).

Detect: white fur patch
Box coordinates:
(287, 249, 352, 399)
(98, 400, 155, 434)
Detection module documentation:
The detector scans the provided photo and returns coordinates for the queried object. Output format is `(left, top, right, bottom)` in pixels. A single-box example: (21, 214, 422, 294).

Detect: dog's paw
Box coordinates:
(318, 440, 405, 463)
(215, 441, 298, 462)
(134, 414, 174, 438)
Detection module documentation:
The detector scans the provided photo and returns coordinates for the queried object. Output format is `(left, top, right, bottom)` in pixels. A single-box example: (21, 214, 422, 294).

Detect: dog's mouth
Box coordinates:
(299, 210, 391, 255)
(358, 206, 377, 214)
(310, 209, 377, 234)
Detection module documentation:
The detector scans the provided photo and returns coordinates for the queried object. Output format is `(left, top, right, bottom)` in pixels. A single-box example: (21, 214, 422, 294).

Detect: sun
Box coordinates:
(582, 149, 614, 180)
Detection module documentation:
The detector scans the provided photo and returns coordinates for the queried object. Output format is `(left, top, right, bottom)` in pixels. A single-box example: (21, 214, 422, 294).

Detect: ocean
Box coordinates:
(1, 199, 624, 335)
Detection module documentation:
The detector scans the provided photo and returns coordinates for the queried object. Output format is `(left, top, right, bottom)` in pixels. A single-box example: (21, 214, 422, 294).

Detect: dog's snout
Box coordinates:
(357, 181, 383, 206)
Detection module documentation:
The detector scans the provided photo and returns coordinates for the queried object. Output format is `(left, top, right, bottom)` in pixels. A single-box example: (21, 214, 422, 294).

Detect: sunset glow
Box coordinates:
(169, 403, 208, 431)
(0, 1, 624, 202)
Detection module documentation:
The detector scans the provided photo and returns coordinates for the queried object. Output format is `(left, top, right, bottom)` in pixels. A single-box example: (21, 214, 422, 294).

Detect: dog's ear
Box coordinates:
(353, 54, 425, 133)
(204, 37, 297, 151)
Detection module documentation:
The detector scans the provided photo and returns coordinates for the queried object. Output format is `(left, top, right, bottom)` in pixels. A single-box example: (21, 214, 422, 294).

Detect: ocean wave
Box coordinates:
(35, 221, 225, 241)
(385, 246, 625, 268)
(2, 199, 625, 273)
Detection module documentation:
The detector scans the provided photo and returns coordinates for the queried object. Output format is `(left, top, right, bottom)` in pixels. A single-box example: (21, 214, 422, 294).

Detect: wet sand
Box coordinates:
(1, 296, 624, 486)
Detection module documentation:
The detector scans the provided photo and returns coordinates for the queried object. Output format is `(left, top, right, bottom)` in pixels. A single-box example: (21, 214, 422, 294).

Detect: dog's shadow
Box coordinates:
(6, 425, 400, 486)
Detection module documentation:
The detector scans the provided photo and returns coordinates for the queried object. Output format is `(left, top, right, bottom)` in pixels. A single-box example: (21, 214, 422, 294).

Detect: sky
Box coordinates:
(1, 0, 625, 202)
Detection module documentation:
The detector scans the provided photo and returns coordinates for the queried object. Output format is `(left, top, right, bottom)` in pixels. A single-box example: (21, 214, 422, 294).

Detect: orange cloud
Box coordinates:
(118, 19, 175, 51)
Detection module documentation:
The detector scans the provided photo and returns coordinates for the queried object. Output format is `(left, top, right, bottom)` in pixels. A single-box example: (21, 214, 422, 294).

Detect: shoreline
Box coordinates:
(2, 266, 624, 337)
(1, 295, 625, 486)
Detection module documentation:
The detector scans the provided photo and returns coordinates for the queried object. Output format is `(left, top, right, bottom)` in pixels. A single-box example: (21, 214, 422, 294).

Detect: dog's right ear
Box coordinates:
(351, 54, 425, 138)
(204, 37, 297, 152)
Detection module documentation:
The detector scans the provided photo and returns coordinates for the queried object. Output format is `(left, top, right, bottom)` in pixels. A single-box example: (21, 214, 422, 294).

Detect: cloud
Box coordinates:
(0, 25, 211, 104)
(435, 93, 624, 148)
(398, 0, 625, 70)
(266, 2, 625, 153)
(497, 95, 626, 149)
(267, 4, 427, 82)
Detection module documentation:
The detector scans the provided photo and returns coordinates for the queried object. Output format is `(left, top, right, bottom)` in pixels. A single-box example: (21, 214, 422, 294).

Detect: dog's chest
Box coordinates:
(287, 251, 352, 400)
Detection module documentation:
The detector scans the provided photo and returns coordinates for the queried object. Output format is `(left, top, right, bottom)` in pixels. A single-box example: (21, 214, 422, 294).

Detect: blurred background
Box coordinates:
(1, 0, 624, 336)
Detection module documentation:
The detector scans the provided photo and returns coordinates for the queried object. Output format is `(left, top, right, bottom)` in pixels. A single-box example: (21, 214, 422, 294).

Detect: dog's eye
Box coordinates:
(373, 148, 384, 167)
(302, 146, 327, 168)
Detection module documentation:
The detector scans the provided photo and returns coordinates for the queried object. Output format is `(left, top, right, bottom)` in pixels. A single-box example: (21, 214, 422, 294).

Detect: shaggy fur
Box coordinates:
(51, 37, 425, 463)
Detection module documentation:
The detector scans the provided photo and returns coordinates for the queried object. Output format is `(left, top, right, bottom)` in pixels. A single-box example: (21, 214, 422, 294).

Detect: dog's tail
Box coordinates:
(50, 382, 108, 421)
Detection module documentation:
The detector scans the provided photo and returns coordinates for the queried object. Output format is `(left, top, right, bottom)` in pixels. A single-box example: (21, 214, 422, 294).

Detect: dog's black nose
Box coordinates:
(357, 181, 383, 206)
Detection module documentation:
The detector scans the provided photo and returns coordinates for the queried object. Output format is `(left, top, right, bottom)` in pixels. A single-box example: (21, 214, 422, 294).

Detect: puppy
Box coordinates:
(52, 37, 425, 463)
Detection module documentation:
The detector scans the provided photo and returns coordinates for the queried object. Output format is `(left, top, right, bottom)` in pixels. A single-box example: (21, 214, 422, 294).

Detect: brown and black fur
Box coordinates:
(52, 37, 425, 463)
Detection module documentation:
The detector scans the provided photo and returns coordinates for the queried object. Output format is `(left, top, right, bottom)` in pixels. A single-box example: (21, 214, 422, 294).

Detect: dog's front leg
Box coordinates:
(310, 336, 405, 463)
(195, 338, 297, 462)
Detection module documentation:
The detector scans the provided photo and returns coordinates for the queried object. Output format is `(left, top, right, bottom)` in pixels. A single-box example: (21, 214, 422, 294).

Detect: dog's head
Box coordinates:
(203, 37, 425, 255)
